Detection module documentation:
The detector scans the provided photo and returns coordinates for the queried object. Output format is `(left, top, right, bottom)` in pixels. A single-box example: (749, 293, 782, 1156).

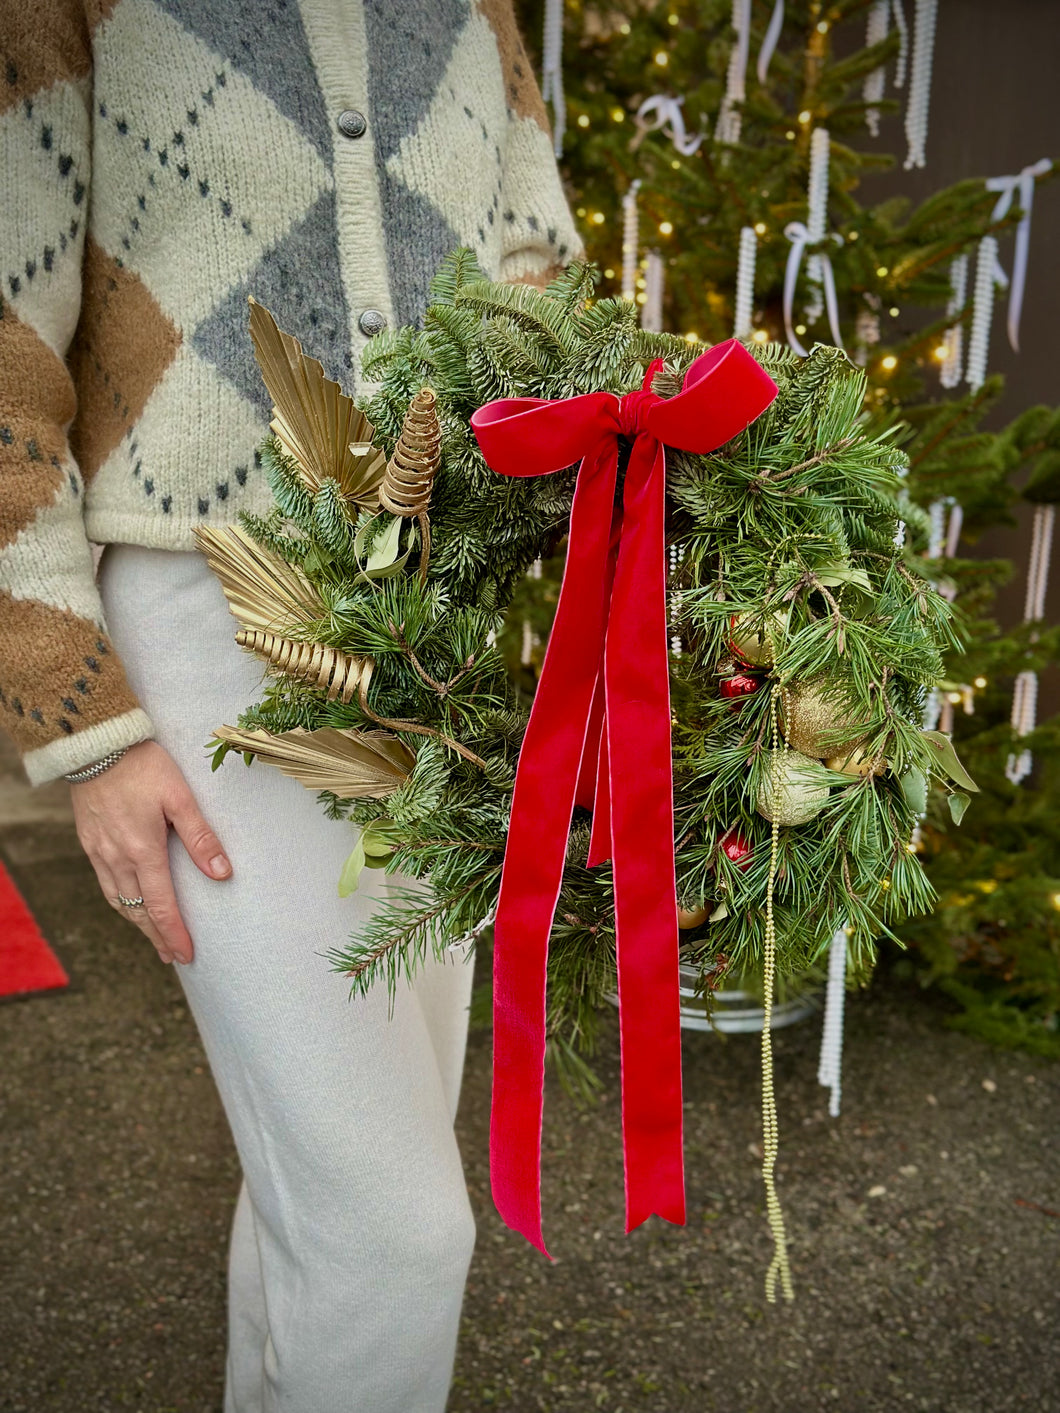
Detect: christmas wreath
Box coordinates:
(195, 250, 975, 1295)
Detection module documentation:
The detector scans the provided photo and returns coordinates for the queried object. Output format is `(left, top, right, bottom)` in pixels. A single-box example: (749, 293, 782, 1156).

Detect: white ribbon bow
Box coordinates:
(634, 95, 704, 156)
(756, 0, 785, 83)
(783, 223, 845, 356)
(985, 158, 1053, 354)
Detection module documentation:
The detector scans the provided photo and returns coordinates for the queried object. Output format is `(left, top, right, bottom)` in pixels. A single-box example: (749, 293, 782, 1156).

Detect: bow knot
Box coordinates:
(617, 385, 658, 439)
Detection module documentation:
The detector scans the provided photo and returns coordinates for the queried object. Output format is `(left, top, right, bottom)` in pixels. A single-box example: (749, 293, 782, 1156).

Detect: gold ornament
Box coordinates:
(247, 297, 386, 507)
(824, 745, 886, 778)
(235, 629, 374, 705)
(212, 725, 416, 799)
(756, 749, 829, 825)
(780, 681, 867, 758)
(731, 610, 787, 667)
(380, 386, 442, 581)
(677, 903, 709, 929)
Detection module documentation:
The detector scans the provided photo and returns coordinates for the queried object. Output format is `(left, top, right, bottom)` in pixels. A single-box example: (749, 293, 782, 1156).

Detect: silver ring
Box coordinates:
(116, 893, 145, 908)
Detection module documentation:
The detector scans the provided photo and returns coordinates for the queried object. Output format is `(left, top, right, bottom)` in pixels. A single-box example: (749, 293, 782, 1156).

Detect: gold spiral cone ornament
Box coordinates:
(379, 387, 442, 580)
(247, 297, 386, 507)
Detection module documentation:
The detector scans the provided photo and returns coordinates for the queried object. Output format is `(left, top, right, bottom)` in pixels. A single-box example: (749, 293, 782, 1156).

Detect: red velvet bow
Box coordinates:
(470, 339, 778, 1256)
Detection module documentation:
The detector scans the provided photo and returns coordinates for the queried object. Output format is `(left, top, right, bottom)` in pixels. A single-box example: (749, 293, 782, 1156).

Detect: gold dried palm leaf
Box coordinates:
(214, 725, 416, 799)
(235, 629, 374, 704)
(193, 524, 324, 634)
(247, 296, 386, 506)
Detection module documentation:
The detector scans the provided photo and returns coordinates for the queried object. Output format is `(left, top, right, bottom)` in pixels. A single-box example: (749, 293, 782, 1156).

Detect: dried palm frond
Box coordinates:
(247, 297, 386, 507)
(193, 524, 325, 634)
(213, 724, 415, 799)
(236, 629, 374, 704)
(379, 386, 442, 580)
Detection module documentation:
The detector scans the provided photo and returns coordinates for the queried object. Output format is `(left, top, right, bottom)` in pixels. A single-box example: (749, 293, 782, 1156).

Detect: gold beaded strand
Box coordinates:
(762, 686, 795, 1302)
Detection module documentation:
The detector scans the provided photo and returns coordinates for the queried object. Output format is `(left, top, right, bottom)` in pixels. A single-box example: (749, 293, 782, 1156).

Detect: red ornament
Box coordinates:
(719, 671, 762, 708)
(720, 831, 754, 870)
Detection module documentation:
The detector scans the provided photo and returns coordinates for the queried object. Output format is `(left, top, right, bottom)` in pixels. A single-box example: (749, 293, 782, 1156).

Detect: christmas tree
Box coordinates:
(515, 0, 1060, 1053)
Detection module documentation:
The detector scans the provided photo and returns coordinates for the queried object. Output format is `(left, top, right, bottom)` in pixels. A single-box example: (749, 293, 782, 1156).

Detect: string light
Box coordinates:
(785, 129, 796, 140)
(668, 11, 679, 23)
(754, 221, 767, 235)
(685, 331, 699, 342)
(619, 21, 631, 33)
(636, 291, 647, 304)
(798, 109, 812, 124)
(889, 306, 900, 316)
(603, 267, 615, 279)
(795, 323, 807, 335)
(876, 266, 889, 277)
(611, 108, 625, 122)
(1052, 892, 1060, 910)
(577, 114, 590, 128)
(591, 211, 606, 224)
(974, 675, 988, 689)
(576, 206, 586, 218)
(880, 354, 898, 371)
(934, 343, 949, 360)
(752, 328, 769, 343)
(848, 230, 859, 241)
(655, 50, 669, 66)
(817, 20, 830, 32)
(671, 159, 681, 169)
(659, 221, 673, 235)
(946, 691, 963, 705)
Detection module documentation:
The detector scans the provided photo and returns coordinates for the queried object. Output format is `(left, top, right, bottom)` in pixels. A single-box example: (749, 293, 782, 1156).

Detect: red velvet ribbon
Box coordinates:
(470, 339, 778, 1256)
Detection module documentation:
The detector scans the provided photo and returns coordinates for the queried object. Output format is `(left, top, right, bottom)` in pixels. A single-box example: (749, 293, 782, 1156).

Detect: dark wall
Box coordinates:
(864, 0, 1060, 626)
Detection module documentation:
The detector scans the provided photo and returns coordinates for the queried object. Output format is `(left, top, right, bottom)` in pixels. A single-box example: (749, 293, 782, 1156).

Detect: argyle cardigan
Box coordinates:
(0, 0, 582, 785)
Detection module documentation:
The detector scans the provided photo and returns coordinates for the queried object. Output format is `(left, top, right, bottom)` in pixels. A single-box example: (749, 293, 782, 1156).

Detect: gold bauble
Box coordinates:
(756, 750, 830, 826)
(824, 745, 887, 778)
(780, 681, 867, 759)
(678, 903, 710, 930)
(731, 611, 787, 667)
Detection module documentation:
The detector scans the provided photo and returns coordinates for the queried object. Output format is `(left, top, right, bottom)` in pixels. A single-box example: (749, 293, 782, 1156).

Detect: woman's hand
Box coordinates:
(69, 739, 232, 966)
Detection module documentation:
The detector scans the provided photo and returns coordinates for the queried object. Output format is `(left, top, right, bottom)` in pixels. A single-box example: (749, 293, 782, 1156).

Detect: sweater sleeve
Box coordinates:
(481, 1, 586, 286)
(0, 4, 153, 786)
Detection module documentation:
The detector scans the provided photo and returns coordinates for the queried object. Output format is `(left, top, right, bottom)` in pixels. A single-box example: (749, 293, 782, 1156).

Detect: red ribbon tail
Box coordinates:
(607, 436, 686, 1235)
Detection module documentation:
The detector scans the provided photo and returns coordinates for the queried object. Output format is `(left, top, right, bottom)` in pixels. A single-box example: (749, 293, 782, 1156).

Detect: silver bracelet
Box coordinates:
(64, 746, 131, 783)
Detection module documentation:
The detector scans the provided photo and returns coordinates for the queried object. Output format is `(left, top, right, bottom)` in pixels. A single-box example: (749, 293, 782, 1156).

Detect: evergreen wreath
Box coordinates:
(196, 249, 976, 1082)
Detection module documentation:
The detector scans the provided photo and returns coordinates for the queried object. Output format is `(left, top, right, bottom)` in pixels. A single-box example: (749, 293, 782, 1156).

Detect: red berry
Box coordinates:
(721, 831, 753, 870)
(719, 671, 761, 706)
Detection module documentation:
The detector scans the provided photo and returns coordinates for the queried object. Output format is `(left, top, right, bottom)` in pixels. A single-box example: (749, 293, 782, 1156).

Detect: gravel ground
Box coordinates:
(1, 752, 1057, 1412)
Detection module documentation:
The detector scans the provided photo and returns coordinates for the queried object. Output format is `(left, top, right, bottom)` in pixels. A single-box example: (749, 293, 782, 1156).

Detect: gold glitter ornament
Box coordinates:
(780, 681, 867, 759)
(677, 903, 710, 929)
(756, 749, 830, 825)
(824, 745, 887, 778)
(730, 610, 787, 667)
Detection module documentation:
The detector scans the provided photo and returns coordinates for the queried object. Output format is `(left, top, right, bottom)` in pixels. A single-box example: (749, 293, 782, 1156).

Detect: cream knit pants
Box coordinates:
(98, 543, 476, 1413)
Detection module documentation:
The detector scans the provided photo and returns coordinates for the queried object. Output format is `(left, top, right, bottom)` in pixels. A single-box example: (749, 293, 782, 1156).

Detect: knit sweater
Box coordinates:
(0, 0, 582, 787)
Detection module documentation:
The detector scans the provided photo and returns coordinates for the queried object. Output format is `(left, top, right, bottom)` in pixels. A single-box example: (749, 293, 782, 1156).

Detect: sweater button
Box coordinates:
(337, 109, 367, 139)
(358, 308, 387, 337)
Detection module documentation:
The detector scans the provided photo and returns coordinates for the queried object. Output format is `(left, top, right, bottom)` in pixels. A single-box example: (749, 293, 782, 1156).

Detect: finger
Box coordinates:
(100, 861, 174, 965)
(166, 788, 232, 882)
(137, 857, 194, 966)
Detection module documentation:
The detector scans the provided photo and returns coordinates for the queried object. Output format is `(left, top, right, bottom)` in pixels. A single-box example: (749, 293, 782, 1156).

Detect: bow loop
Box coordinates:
(648, 339, 780, 452)
(471, 390, 615, 479)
